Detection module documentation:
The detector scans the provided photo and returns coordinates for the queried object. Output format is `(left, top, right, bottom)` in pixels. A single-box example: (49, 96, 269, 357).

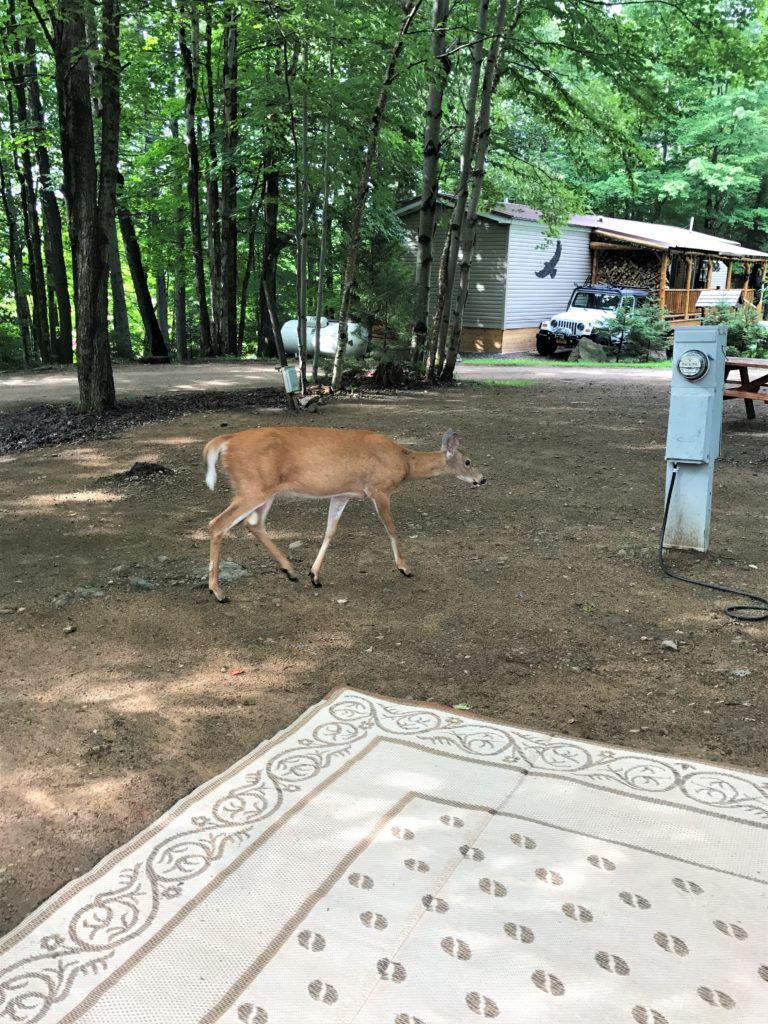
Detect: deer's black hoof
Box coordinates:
(399, 568, 414, 578)
(310, 572, 322, 588)
(210, 589, 230, 603)
(282, 568, 299, 583)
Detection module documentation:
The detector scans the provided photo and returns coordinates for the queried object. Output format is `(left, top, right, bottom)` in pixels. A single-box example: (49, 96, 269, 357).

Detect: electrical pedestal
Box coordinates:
(664, 325, 727, 552)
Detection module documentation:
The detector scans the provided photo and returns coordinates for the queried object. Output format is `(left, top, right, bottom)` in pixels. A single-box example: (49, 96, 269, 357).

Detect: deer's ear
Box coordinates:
(441, 429, 459, 454)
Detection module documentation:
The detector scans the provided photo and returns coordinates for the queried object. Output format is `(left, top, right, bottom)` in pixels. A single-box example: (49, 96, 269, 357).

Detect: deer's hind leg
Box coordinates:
(209, 497, 263, 602)
(244, 497, 299, 582)
(309, 495, 350, 587)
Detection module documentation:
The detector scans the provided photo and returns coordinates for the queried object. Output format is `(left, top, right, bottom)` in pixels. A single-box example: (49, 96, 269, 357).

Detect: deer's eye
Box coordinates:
(464, 459, 471, 467)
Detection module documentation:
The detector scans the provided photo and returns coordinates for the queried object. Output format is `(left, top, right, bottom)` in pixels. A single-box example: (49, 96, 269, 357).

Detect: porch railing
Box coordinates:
(662, 287, 759, 319)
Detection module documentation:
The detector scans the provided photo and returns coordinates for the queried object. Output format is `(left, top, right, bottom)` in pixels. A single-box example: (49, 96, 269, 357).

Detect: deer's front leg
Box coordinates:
(369, 492, 413, 578)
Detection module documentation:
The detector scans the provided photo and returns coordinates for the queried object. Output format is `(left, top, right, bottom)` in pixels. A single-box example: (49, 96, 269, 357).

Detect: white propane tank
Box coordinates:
(280, 319, 369, 358)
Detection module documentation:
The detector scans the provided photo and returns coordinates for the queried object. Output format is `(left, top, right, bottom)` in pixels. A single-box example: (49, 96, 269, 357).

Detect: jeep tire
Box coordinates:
(536, 334, 558, 357)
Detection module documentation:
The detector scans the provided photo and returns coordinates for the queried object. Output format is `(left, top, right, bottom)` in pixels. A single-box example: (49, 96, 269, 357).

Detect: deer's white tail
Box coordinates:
(204, 436, 230, 491)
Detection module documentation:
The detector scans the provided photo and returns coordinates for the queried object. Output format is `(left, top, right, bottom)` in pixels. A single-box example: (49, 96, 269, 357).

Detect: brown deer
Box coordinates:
(203, 426, 485, 601)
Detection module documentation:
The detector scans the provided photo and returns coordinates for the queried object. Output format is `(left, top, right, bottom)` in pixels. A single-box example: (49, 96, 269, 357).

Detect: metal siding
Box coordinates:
(504, 222, 592, 328)
(401, 212, 507, 328)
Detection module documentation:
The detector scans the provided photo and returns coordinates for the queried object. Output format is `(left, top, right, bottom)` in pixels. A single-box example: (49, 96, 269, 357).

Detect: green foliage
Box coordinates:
(703, 301, 768, 355)
(0, 316, 25, 368)
(608, 300, 671, 360)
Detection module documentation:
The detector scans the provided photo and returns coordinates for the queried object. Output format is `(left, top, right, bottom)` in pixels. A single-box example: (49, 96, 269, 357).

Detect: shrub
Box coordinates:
(603, 299, 671, 360)
(702, 302, 768, 356)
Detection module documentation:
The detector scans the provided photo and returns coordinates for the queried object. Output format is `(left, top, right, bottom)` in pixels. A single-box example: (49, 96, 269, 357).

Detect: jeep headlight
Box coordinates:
(551, 319, 558, 328)
(576, 322, 585, 332)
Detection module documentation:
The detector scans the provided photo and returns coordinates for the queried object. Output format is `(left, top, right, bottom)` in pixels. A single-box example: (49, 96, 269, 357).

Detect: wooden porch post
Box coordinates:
(659, 251, 668, 313)
(725, 261, 733, 288)
(705, 259, 712, 288)
(744, 261, 753, 305)
(684, 255, 693, 317)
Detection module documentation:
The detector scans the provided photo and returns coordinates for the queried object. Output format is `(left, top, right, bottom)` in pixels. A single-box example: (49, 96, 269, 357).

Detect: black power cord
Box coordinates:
(659, 466, 768, 622)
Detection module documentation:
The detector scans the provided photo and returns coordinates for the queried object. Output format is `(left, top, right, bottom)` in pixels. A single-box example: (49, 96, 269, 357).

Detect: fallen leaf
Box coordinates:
(229, 668, 246, 676)
(453, 703, 472, 711)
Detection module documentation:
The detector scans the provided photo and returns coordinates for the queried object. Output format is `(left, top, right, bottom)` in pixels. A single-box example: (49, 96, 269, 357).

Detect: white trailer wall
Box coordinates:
(402, 212, 508, 328)
(504, 222, 592, 328)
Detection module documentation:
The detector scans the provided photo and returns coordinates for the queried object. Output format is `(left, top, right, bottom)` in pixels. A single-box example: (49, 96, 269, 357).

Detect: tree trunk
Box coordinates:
(169, 114, 188, 360)
(0, 155, 33, 363)
(427, 0, 489, 378)
(25, 40, 73, 363)
(117, 204, 170, 359)
(258, 162, 283, 357)
(52, 0, 120, 412)
(313, 106, 333, 384)
(107, 212, 133, 357)
(203, 9, 222, 354)
(173, 267, 188, 359)
(410, 0, 450, 364)
(330, 0, 423, 390)
(220, 7, 238, 356)
(237, 191, 260, 355)
(442, 0, 514, 381)
(7, 84, 51, 362)
(179, 22, 213, 358)
(262, 278, 297, 411)
(156, 269, 169, 347)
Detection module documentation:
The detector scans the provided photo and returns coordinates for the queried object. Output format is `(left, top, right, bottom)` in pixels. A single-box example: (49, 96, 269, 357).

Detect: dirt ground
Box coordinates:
(2, 376, 767, 937)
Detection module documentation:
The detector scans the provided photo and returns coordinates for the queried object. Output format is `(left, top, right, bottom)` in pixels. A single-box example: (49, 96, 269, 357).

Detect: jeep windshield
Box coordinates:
(570, 291, 621, 311)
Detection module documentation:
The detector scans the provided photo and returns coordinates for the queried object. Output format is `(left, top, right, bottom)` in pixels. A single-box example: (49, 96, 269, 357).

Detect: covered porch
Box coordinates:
(577, 214, 768, 325)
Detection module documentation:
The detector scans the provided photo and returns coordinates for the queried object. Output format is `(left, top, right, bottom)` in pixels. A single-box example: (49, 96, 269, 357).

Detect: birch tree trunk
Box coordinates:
(294, 44, 311, 393)
(220, 7, 238, 356)
(312, 84, 333, 384)
(203, 8, 222, 354)
(179, 20, 214, 357)
(0, 155, 33, 363)
(25, 40, 72, 363)
(330, 0, 423, 391)
(170, 115, 188, 359)
(442, 0, 518, 381)
(410, 0, 450, 364)
(7, 79, 51, 362)
(426, 0, 489, 378)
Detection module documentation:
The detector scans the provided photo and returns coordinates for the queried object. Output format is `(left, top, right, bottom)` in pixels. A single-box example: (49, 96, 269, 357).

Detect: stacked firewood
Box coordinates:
(595, 250, 660, 290)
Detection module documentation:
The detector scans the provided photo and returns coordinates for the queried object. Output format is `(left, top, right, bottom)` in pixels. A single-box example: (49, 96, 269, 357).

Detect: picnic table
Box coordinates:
(724, 356, 768, 419)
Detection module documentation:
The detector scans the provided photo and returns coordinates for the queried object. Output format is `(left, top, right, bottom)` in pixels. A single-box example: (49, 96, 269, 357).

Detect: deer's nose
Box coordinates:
(474, 476, 486, 486)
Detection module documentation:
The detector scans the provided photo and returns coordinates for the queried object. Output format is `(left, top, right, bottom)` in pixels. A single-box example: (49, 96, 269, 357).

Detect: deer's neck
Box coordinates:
(406, 450, 448, 481)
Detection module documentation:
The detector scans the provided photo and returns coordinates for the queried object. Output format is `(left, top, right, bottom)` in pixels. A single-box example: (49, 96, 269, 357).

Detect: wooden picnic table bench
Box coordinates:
(724, 356, 768, 419)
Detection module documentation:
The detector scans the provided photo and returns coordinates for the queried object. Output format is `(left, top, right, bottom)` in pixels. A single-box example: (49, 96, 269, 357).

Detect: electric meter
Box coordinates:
(677, 349, 710, 381)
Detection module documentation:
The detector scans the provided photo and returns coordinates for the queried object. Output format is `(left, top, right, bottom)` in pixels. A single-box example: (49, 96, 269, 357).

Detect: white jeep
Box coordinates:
(536, 285, 649, 357)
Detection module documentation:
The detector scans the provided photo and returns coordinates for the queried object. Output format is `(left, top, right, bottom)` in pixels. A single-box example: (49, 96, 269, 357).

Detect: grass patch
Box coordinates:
(461, 357, 673, 369)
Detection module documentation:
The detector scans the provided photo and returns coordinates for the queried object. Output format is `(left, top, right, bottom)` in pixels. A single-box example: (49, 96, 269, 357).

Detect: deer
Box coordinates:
(203, 426, 485, 602)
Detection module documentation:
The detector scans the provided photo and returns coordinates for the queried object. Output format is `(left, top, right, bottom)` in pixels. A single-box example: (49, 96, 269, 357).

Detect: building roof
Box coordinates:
(397, 195, 768, 259)
(493, 202, 768, 259)
(395, 195, 511, 225)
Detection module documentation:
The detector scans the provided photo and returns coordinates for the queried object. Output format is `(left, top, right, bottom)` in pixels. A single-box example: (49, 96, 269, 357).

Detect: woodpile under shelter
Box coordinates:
(398, 198, 768, 353)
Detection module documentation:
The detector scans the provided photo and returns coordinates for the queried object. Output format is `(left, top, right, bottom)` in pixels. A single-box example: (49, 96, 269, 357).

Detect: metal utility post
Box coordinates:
(664, 325, 727, 552)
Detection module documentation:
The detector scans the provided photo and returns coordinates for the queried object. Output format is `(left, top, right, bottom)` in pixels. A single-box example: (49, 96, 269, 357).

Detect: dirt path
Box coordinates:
(0, 361, 280, 407)
(0, 358, 670, 409)
(1, 379, 767, 936)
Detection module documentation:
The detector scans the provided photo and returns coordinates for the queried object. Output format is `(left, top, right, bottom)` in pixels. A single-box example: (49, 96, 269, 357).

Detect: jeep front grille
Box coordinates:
(554, 320, 581, 336)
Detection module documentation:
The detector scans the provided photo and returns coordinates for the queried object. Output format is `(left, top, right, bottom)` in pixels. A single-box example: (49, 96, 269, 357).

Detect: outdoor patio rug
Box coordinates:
(1, 688, 767, 1024)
